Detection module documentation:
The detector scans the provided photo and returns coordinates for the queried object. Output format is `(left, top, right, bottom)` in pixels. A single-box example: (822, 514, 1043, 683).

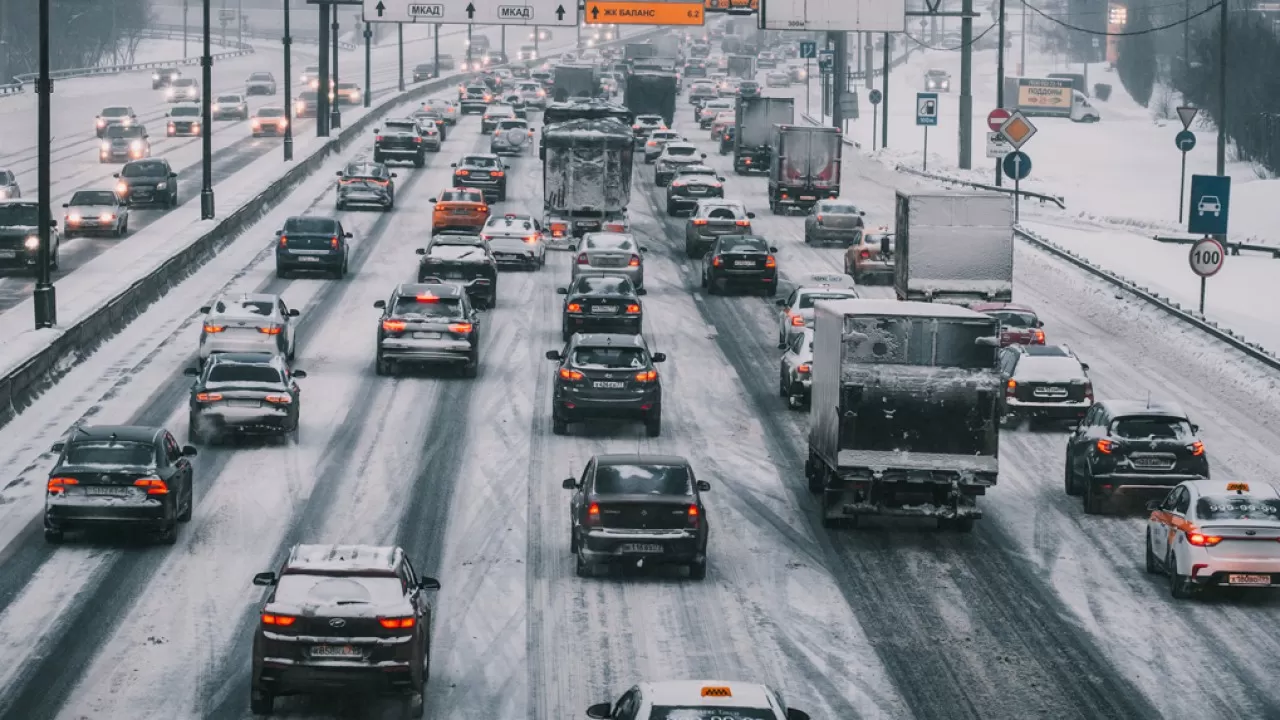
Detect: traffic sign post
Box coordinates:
(916, 92, 937, 171)
(585, 1, 704, 25)
(799, 41, 816, 59)
(817, 49, 834, 72)
(869, 88, 882, 151)
(988, 108, 1011, 186)
(1002, 150, 1032, 221)
(1175, 129, 1197, 223)
(986, 132, 1012, 159)
(364, 0, 578, 25)
(1187, 174, 1231, 236)
(1189, 236, 1225, 314)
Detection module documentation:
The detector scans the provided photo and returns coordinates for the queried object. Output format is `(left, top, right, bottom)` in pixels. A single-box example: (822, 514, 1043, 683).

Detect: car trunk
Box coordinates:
(817, 213, 858, 230)
(718, 247, 767, 270)
(201, 383, 281, 409)
(1109, 436, 1193, 472)
(51, 465, 158, 499)
(701, 217, 747, 236)
(283, 234, 337, 252)
(421, 257, 490, 283)
(216, 316, 281, 339)
(384, 311, 469, 340)
(1202, 521, 1280, 567)
(593, 494, 693, 530)
(379, 132, 418, 150)
(584, 248, 635, 269)
(570, 294, 632, 319)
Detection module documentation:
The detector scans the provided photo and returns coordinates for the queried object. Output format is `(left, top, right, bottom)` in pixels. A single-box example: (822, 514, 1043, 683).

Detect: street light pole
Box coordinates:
(398, 23, 405, 91)
(317, 3, 330, 137)
(283, 0, 293, 161)
(330, 14, 341, 129)
(200, 0, 215, 219)
(434, 23, 441, 78)
(995, 0, 1006, 186)
(1216, 0, 1227, 176)
(184, 0, 189, 58)
(364, 23, 372, 107)
(34, 0, 55, 329)
(237, 0, 243, 46)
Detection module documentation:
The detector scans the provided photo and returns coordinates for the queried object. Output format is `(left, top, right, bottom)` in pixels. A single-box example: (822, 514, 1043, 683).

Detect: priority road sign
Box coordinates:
(364, 0, 578, 24)
(869, 88, 882, 105)
(1002, 150, 1031, 180)
(1176, 106, 1199, 131)
(585, 0, 703, 24)
(1189, 237, 1225, 278)
(916, 92, 938, 126)
(799, 41, 817, 59)
(1175, 129, 1196, 152)
(1188, 174, 1231, 235)
(987, 108, 1010, 132)
(998, 110, 1036, 149)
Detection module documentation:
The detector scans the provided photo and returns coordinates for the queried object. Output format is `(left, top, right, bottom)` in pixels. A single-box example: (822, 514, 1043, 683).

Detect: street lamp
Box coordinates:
(330, 14, 341, 129)
(201, 0, 215, 219)
(283, 0, 294, 160)
(34, 0, 56, 328)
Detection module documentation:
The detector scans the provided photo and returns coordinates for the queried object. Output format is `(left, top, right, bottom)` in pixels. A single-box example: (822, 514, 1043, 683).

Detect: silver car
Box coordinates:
(62, 189, 129, 238)
(765, 71, 791, 88)
(569, 232, 648, 289)
(246, 71, 278, 95)
(774, 273, 859, 348)
(803, 199, 865, 245)
(490, 119, 533, 155)
(198, 293, 299, 363)
(654, 142, 706, 186)
(779, 326, 814, 409)
(166, 78, 200, 102)
(212, 93, 249, 121)
(481, 104, 516, 134)
(643, 130, 682, 163)
(481, 212, 546, 269)
(698, 99, 733, 127)
(515, 81, 547, 108)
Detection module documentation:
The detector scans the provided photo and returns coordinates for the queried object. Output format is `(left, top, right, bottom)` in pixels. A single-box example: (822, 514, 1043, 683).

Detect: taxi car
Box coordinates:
(481, 212, 546, 269)
(843, 228, 895, 284)
(774, 273, 858, 348)
(545, 333, 665, 437)
(198, 293, 299, 363)
(374, 282, 481, 377)
(972, 302, 1045, 346)
(779, 326, 814, 410)
(1146, 480, 1280, 599)
(585, 681, 811, 720)
(430, 187, 489, 234)
(184, 352, 305, 444)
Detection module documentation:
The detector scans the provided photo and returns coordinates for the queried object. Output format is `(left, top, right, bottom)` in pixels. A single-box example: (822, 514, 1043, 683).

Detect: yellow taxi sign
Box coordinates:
(1227, 482, 1250, 493)
(701, 686, 732, 697)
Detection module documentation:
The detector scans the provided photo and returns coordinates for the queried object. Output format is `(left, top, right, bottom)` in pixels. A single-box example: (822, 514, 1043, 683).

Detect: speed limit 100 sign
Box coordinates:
(1189, 237, 1225, 277)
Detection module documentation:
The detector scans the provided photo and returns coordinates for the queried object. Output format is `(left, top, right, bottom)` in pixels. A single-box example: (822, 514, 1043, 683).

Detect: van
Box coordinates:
(1071, 90, 1100, 123)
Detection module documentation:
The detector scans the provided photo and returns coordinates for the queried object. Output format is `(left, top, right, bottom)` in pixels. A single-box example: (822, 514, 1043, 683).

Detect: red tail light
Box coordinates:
(735, 219, 750, 226)
(687, 504, 699, 528)
(628, 255, 640, 267)
(585, 501, 601, 526)
(765, 255, 776, 268)
(797, 363, 811, 374)
(711, 256, 723, 267)
(134, 477, 169, 495)
(1190, 441, 1205, 456)
(382, 319, 407, 332)
(456, 169, 470, 175)
(559, 368, 584, 381)
(202, 324, 226, 334)
(1187, 532, 1222, 547)
(413, 136, 423, 143)
(490, 171, 504, 177)
(1096, 438, 1116, 454)
(576, 253, 589, 264)
(448, 322, 473, 334)
(625, 304, 641, 314)
(378, 616, 416, 629)
(375, 135, 383, 142)
(196, 392, 223, 402)
(264, 394, 293, 405)
(566, 302, 583, 313)
(331, 236, 340, 249)
(1005, 379, 1016, 398)
(524, 235, 539, 244)
(1032, 329, 1045, 344)
(47, 477, 78, 494)
(258, 325, 282, 335)
(261, 613, 296, 627)
(479, 205, 489, 213)
(859, 249, 870, 259)
(789, 314, 804, 327)
(744, 158, 752, 164)
(634, 369, 658, 382)
(816, 214, 824, 223)
(278, 235, 287, 247)
(692, 219, 708, 226)
(551, 223, 567, 237)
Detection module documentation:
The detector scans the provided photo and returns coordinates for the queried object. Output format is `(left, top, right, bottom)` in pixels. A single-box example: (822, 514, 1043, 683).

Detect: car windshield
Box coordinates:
(106, 126, 145, 138)
(415, 64, 433, 71)
(207, 364, 284, 384)
(339, 83, 358, 90)
(174, 79, 197, 87)
(585, 235, 633, 251)
(170, 106, 200, 116)
(250, 72, 273, 80)
(463, 156, 500, 169)
(989, 310, 1038, 327)
(300, 91, 317, 101)
(121, 161, 166, 177)
(274, 573, 405, 605)
(571, 346, 648, 369)
(213, 298, 274, 317)
(799, 291, 856, 309)
(666, 146, 697, 156)
(594, 464, 690, 495)
(283, 217, 338, 234)
(344, 163, 383, 179)
(467, 86, 488, 93)
(69, 191, 117, 206)
(649, 709, 775, 720)
(102, 107, 130, 117)
(64, 441, 155, 467)
(1196, 495, 1280, 522)
(392, 295, 464, 318)
(1111, 416, 1193, 440)
(574, 275, 633, 295)
(439, 190, 483, 203)
(257, 107, 285, 117)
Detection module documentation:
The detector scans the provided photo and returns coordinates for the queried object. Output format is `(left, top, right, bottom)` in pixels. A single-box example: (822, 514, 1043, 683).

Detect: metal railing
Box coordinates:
(895, 164, 1066, 208)
(149, 22, 358, 51)
(1153, 234, 1278, 258)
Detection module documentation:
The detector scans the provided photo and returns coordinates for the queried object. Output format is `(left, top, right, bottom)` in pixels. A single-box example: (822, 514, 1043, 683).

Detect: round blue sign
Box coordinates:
(869, 89, 882, 105)
(1002, 150, 1031, 180)
(1176, 129, 1196, 152)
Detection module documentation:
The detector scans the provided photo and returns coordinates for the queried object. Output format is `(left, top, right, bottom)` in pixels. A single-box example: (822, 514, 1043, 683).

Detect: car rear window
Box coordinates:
(392, 295, 464, 318)
(208, 365, 283, 384)
(719, 236, 767, 252)
(274, 574, 405, 605)
(64, 441, 155, 467)
(1111, 416, 1193, 440)
(594, 464, 690, 495)
(649, 708, 775, 720)
(250, 72, 273, 81)
(798, 291, 856, 309)
(385, 121, 417, 131)
(171, 106, 200, 116)
(0, 205, 38, 225)
(213, 299, 274, 317)
(706, 207, 740, 220)
(988, 310, 1037, 327)
(1016, 356, 1084, 378)
(283, 217, 338, 234)
(1196, 495, 1280, 521)
(174, 79, 197, 86)
(666, 146, 697, 156)
(585, 235, 633, 250)
(217, 95, 241, 103)
(464, 156, 500, 168)
(571, 346, 647, 369)
(574, 275, 633, 295)
(69, 191, 117, 205)
(439, 190, 483, 203)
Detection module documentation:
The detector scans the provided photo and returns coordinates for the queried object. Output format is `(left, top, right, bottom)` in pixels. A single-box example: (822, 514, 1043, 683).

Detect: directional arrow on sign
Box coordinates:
(555, 3, 566, 19)
(591, 4, 599, 19)
(375, 0, 385, 16)
(465, 2, 476, 19)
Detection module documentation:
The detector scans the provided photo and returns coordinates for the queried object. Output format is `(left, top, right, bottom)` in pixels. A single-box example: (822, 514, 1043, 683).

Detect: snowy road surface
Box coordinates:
(1, 39, 1280, 720)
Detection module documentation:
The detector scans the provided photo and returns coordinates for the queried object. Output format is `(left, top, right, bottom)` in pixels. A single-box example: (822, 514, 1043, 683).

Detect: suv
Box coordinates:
(100, 124, 151, 163)
(245, 71, 277, 95)
(451, 154, 508, 202)
(684, 199, 753, 257)
(415, 232, 498, 309)
(545, 333, 666, 436)
(374, 119, 427, 167)
(151, 67, 180, 89)
(480, 103, 516, 134)
(275, 215, 351, 278)
(998, 344, 1092, 424)
(1065, 399, 1210, 514)
(95, 106, 138, 137)
(249, 544, 441, 716)
(374, 282, 482, 376)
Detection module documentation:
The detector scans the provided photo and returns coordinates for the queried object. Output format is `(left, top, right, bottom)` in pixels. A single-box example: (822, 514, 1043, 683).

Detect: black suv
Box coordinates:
(998, 344, 1092, 424)
(459, 84, 491, 113)
(1065, 399, 1210, 515)
(336, 161, 396, 212)
(275, 215, 351, 278)
(665, 164, 725, 216)
(184, 352, 306, 444)
(374, 282, 481, 377)
(545, 333, 666, 437)
(373, 119, 427, 168)
(562, 454, 710, 578)
(152, 67, 181, 89)
(114, 158, 178, 207)
(558, 274, 645, 341)
(250, 544, 441, 716)
(701, 234, 778, 296)
(44, 425, 196, 544)
(415, 232, 498, 309)
(451, 154, 508, 202)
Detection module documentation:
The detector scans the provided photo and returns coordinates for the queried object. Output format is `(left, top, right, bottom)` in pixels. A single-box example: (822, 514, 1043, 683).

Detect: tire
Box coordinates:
(688, 558, 707, 580)
(552, 416, 568, 435)
(157, 522, 178, 545)
(666, 200, 677, 216)
(1082, 479, 1103, 515)
(685, 242, 697, 259)
(950, 517, 975, 532)
(498, 190, 507, 202)
(65, 230, 75, 240)
(706, 276, 718, 295)
(336, 200, 345, 211)
(462, 360, 478, 378)
(413, 155, 425, 168)
(1169, 551, 1194, 599)
(1144, 532, 1158, 574)
(407, 690, 425, 719)
(250, 689, 274, 715)
(275, 266, 288, 279)
(375, 352, 392, 376)
(1064, 456, 1082, 496)
(779, 367, 789, 396)
(44, 528, 64, 544)
(178, 481, 193, 522)
(645, 412, 661, 437)
(803, 231, 812, 245)
(373, 152, 383, 163)
(575, 550, 592, 578)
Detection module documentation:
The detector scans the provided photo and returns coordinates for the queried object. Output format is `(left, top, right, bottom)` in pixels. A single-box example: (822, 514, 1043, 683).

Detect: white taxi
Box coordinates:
(586, 680, 811, 720)
(774, 273, 859, 349)
(1146, 479, 1280, 599)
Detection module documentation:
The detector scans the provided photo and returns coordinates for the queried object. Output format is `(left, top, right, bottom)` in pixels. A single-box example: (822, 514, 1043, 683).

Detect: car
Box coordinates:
(529, 27, 553, 41)
(518, 44, 538, 61)
(500, 94, 528, 119)
(166, 103, 203, 137)
(643, 130, 682, 164)
(690, 42, 711, 58)
(94, 105, 138, 137)
(1198, 196, 1221, 216)
(245, 71, 277, 95)
(0, 199, 60, 272)
(275, 214, 352, 278)
(212, 93, 249, 121)
(1065, 398, 1210, 514)
(197, 293, 299, 363)
(1146, 479, 1280, 599)
(570, 231, 647, 289)
(925, 68, 951, 92)
(0, 169, 18, 199)
(486, 120, 531, 157)
(373, 119, 427, 167)
(515, 80, 548, 108)
(437, 53, 456, 70)
(688, 80, 718, 105)
(294, 90, 319, 118)
(335, 162, 396, 213)
(430, 184, 489, 233)
(335, 81, 363, 105)
(467, 33, 492, 52)
(374, 282, 482, 376)
(701, 234, 778, 296)
(415, 232, 498, 309)
(166, 77, 200, 102)
(99, 124, 150, 163)
(250, 106, 290, 136)
(531, 69, 553, 87)
(481, 103, 517, 134)
(779, 326, 814, 409)
(971, 302, 1046, 346)
(654, 142, 707, 186)
(584, 680, 811, 720)
(998, 343, 1092, 425)
(788, 63, 809, 83)
(421, 97, 459, 125)
(459, 84, 492, 113)
(151, 67, 181, 89)
(710, 110, 736, 138)
(697, 100, 732, 128)
(412, 118, 444, 151)
(683, 60, 708, 79)
(299, 65, 320, 86)
(717, 123, 736, 154)
(631, 114, 666, 146)
(757, 51, 778, 68)
(249, 544, 441, 716)
(558, 274, 645, 341)
(599, 76, 619, 96)
(184, 352, 304, 444)
(411, 109, 449, 141)
(481, 212, 546, 269)
(412, 62, 436, 82)
(545, 333, 665, 437)
(44, 425, 196, 544)
(62, 189, 129, 238)
(482, 49, 509, 66)
(451, 154, 507, 202)
(114, 158, 178, 207)
(684, 199, 753, 257)
(737, 80, 762, 98)
(665, 164, 724, 216)
(844, 228, 894, 284)
(803, 199, 865, 245)
(774, 274, 859, 348)
(717, 77, 741, 97)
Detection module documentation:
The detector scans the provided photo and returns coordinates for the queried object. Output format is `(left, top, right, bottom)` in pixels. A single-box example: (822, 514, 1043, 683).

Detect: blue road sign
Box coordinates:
(869, 88, 882, 105)
(916, 92, 938, 126)
(1188, 174, 1231, 235)
(799, 41, 817, 59)
(817, 50, 834, 71)
(1002, 150, 1031, 180)
(1175, 129, 1196, 152)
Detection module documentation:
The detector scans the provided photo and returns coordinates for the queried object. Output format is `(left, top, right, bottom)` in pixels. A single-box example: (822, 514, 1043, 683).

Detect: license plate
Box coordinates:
(298, 256, 320, 262)
(1033, 387, 1067, 397)
(86, 486, 132, 497)
(593, 381, 625, 389)
(800, 195, 816, 200)
(688, 187, 706, 194)
(311, 645, 362, 658)
(0, 250, 16, 258)
(1228, 574, 1271, 586)
(1133, 457, 1172, 468)
(590, 306, 618, 314)
(444, 271, 466, 279)
(413, 331, 442, 339)
(734, 260, 755, 267)
(453, 209, 471, 215)
(228, 399, 260, 408)
(618, 543, 663, 553)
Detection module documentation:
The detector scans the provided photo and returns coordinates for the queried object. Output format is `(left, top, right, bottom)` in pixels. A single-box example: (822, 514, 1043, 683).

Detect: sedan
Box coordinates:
(95, 106, 138, 138)
(701, 234, 778, 296)
(62, 189, 129, 238)
(250, 107, 289, 137)
(843, 229, 895, 284)
(185, 352, 305, 444)
(481, 212, 546, 269)
(212, 93, 250, 121)
(198, 292, 299, 363)
(653, 142, 707, 187)
(558, 274, 645, 340)
(765, 71, 792, 87)
(803, 200, 865, 245)
(643, 130, 682, 163)
(570, 232, 647, 289)
(114, 158, 177, 207)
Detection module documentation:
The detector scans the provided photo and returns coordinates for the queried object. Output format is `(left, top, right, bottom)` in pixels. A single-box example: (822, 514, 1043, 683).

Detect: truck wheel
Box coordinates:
(946, 517, 974, 532)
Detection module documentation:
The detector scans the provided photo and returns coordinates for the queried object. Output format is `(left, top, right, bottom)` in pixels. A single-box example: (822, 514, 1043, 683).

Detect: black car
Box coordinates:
(374, 282, 482, 377)
(484, 50, 509, 65)
(998, 344, 1092, 424)
(114, 158, 178, 207)
(185, 353, 304, 444)
(415, 233, 498, 309)
(249, 544, 441, 717)
(451, 154, 508, 202)
(665, 164, 725, 216)
(1065, 399, 1211, 514)
(44, 424, 196, 544)
(545, 333, 665, 437)
(336, 161, 396, 212)
(0, 199, 60, 272)
(275, 215, 351, 278)
(373, 119, 427, 168)
(558, 274, 645, 341)
(152, 67, 181, 89)
(459, 84, 492, 113)
(562, 454, 710, 578)
(701, 234, 778, 296)
(413, 62, 436, 82)
(294, 90, 319, 118)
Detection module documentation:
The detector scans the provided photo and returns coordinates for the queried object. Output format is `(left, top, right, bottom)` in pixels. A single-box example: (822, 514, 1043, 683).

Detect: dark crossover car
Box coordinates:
(998, 344, 1092, 424)
(249, 544, 441, 716)
(415, 232, 498, 309)
(166, 103, 203, 137)
(972, 302, 1045, 346)
(100, 124, 151, 163)
(701, 234, 779, 296)
(632, 114, 666, 146)
(802, 199, 865, 245)
(44, 425, 196, 544)
(413, 62, 436, 82)
(737, 80, 762, 98)
(62, 190, 129, 238)
(460, 84, 492, 113)
(275, 215, 351, 279)
(451, 154, 508, 202)
(563, 454, 710, 578)
(653, 142, 707, 187)
(684, 199, 754, 258)
(545, 333, 666, 437)
(1065, 399, 1211, 514)
(718, 124, 736, 154)
(0, 199, 60, 272)
(295, 90, 320, 118)
(95, 105, 138, 138)
(558, 274, 645, 341)
(665, 164, 725, 216)
(185, 353, 305, 444)
(374, 119, 427, 167)
(336, 161, 396, 211)
(151, 67, 181, 89)
(114, 158, 178, 207)
(374, 282, 482, 377)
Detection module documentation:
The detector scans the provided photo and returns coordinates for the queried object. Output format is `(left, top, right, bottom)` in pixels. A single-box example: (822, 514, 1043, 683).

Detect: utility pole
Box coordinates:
(317, 3, 330, 136)
(534, 25, 540, 56)
(434, 24, 441, 77)
(865, 32, 873, 89)
(830, 31, 846, 130)
(1216, 0, 1227, 176)
(364, 22, 372, 107)
(34, 0, 55, 328)
(995, 0, 1006, 186)
(398, 24, 405, 91)
(330, 13, 341, 129)
(467, 25, 473, 70)
(881, 32, 890, 148)
(237, 0, 243, 46)
(282, 0, 293, 160)
(501, 26, 506, 55)
(184, 0, 189, 58)
(1019, 2, 1026, 75)
(958, 0, 973, 169)
(200, 0, 215, 219)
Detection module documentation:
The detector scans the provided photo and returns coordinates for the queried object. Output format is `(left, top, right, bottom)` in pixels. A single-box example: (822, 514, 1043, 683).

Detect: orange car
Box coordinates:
(430, 187, 490, 234)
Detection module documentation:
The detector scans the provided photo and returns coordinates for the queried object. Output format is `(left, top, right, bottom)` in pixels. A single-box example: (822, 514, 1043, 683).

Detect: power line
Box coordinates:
(1021, 0, 1223, 36)
(904, 22, 997, 51)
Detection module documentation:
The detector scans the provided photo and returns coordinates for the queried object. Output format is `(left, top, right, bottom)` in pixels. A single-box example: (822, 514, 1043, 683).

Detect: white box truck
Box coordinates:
(893, 190, 1014, 306)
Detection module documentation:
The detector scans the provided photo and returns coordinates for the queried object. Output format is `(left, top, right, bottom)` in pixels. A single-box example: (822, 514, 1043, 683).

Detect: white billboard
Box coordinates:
(759, 0, 906, 32)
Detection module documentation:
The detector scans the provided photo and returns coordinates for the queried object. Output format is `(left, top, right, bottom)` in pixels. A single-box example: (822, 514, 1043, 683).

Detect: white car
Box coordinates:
(586, 681, 811, 720)
(166, 78, 199, 102)
(197, 293, 299, 363)
(480, 212, 546, 270)
(1146, 479, 1280, 599)
(779, 326, 814, 409)
(774, 273, 859, 348)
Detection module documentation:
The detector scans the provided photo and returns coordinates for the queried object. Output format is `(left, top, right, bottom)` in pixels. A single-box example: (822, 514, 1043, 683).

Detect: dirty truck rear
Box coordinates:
(894, 190, 1014, 305)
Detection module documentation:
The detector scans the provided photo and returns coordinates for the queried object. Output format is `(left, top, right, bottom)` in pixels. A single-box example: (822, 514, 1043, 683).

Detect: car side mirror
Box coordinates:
(652, 352, 666, 363)
(567, 244, 577, 252)
(639, 246, 649, 253)
(420, 576, 442, 590)
(292, 370, 307, 379)
(545, 350, 562, 360)
(288, 309, 300, 317)
(170, 172, 177, 178)
(786, 711, 811, 720)
(415, 248, 427, 255)
(428, 198, 436, 203)
(374, 300, 386, 309)
(1145, 499, 1162, 512)
(555, 287, 568, 294)
(450, 162, 457, 167)
(701, 152, 707, 158)
(747, 212, 756, 219)
(769, 246, 779, 253)
(561, 477, 577, 489)
(373, 128, 380, 133)
(587, 703, 612, 719)
(61, 202, 69, 208)
(391, 172, 398, 177)
(1036, 319, 1045, 327)
(199, 305, 211, 313)
(335, 170, 343, 176)
(51, 441, 65, 453)
(775, 298, 786, 306)
(696, 480, 711, 492)
(345, 232, 353, 238)
(1191, 424, 1200, 434)
(636, 288, 647, 296)
(183, 367, 199, 377)
(859, 210, 866, 216)
(112, 173, 120, 178)
(182, 445, 198, 456)
(1080, 363, 1090, 371)
(718, 176, 726, 181)
(252, 571, 277, 586)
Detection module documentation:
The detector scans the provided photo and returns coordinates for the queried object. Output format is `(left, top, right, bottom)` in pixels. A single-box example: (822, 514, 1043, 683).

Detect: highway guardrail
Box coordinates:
(895, 164, 1066, 208)
(1, 38, 255, 96)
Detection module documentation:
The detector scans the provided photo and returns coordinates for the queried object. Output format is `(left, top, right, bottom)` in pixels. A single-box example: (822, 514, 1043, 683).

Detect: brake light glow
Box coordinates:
(625, 304, 641, 314)
(378, 616, 416, 629)
(457, 169, 470, 175)
(47, 477, 78, 494)
(744, 158, 752, 165)
(196, 392, 223, 402)
(566, 303, 582, 313)
(382, 319, 407, 332)
(859, 249, 870, 259)
(203, 324, 225, 333)
(375, 135, 383, 142)
(735, 219, 750, 226)
(261, 613, 296, 627)
(692, 219, 708, 226)
(576, 253, 589, 265)
(331, 236, 340, 249)
(1005, 379, 1016, 397)
(1096, 438, 1116, 454)
(647, 140, 657, 146)
(585, 501, 601, 525)
(816, 214, 823, 222)
(628, 255, 640, 267)
(635, 369, 658, 382)
(1190, 441, 1205, 456)
(1032, 329, 1045, 344)
(712, 256, 723, 267)
(279, 235, 288, 247)
(490, 171, 504, 177)
(449, 322, 473, 333)
(413, 136, 423, 143)
(1187, 532, 1223, 547)
(264, 394, 292, 405)
(765, 255, 776, 268)
(133, 477, 169, 495)
(797, 363, 811, 374)
(559, 368, 584, 381)
(258, 325, 282, 335)
(416, 293, 439, 302)
(790, 314, 804, 327)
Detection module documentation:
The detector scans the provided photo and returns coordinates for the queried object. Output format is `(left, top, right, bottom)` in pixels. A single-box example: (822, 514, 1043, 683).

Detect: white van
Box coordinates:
(1071, 90, 1101, 123)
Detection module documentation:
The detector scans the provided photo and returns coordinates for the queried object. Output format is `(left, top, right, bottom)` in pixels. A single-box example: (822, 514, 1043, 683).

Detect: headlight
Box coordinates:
(116, 182, 129, 194)
(166, 88, 174, 96)
(212, 104, 220, 112)
(0, 189, 7, 198)
(131, 140, 144, 150)
(24, 236, 38, 250)
(96, 119, 106, 128)
(121, 118, 131, 126)
(152, 73, 160, 80)
(67, 213, 82, 224)
(156, 182, 168, 190)
(101, 141, 110, 151)
(99, 213, 115, 222)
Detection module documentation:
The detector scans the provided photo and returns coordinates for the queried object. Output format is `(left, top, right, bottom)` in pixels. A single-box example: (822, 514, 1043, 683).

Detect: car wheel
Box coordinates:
(803, 231, 812, 244)
(779, 366, 789, 396)
(407, 690, 425, 719)
(44, 528, 64, 544)
(373, 152, 383, 163)
(1144, 532, 1158, 574)
(1063, 456, 1082, 496)
(413, 155, 425, 168)
(1082, 478, 1102, 515)
(552, 416, 569, 435)
(157, 522, 178, 545)
(569, 527, 578, 553)
(375, 353, 392, 376)
(275, 266, 288, 279)
(336, 200, 345, 211)
(462, 359, 478, 378)
(250, 689, 274, 715)
(1168, 551, 1194, 599)
(178, 486, 193, 522)
(706, 276, 718, 295)
(645, 412, 661, 437)
(64, 230, 76, 240)
(499, 190, 507, 202)
(50, 245, 60, 270)
(689, 558, 707, 580)
(575, 550, 593, 577)
(666, 200, 676, 216)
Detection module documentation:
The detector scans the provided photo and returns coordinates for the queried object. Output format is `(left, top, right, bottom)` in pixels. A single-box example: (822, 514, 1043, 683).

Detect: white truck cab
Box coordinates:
(1071, 90, 1101, 123)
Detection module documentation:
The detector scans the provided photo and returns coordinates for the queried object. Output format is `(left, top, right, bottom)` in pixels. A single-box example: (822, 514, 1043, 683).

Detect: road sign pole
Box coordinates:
(995, 0, 1006, 186)
(1179, 150, 1187, 223)
(1014, 156, 1022, 221)
(397, 23, 404, 91)
(805, 58, 810, 115)
(881, 32, 889, 149)
(33, 0, 55, 329)
(364, 25, 372, 108)
(317, 3, 329, 137)
(200, 0, 215, 219)
(330, 15, 341, 129)
(923, 126, 928, 171)
(958, 0, 973, 169)
(282, 0, 293, 161)
(873, 104, 878, 151)
(434, 24, 440, 78)
(1200, 276, 1206, 314)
